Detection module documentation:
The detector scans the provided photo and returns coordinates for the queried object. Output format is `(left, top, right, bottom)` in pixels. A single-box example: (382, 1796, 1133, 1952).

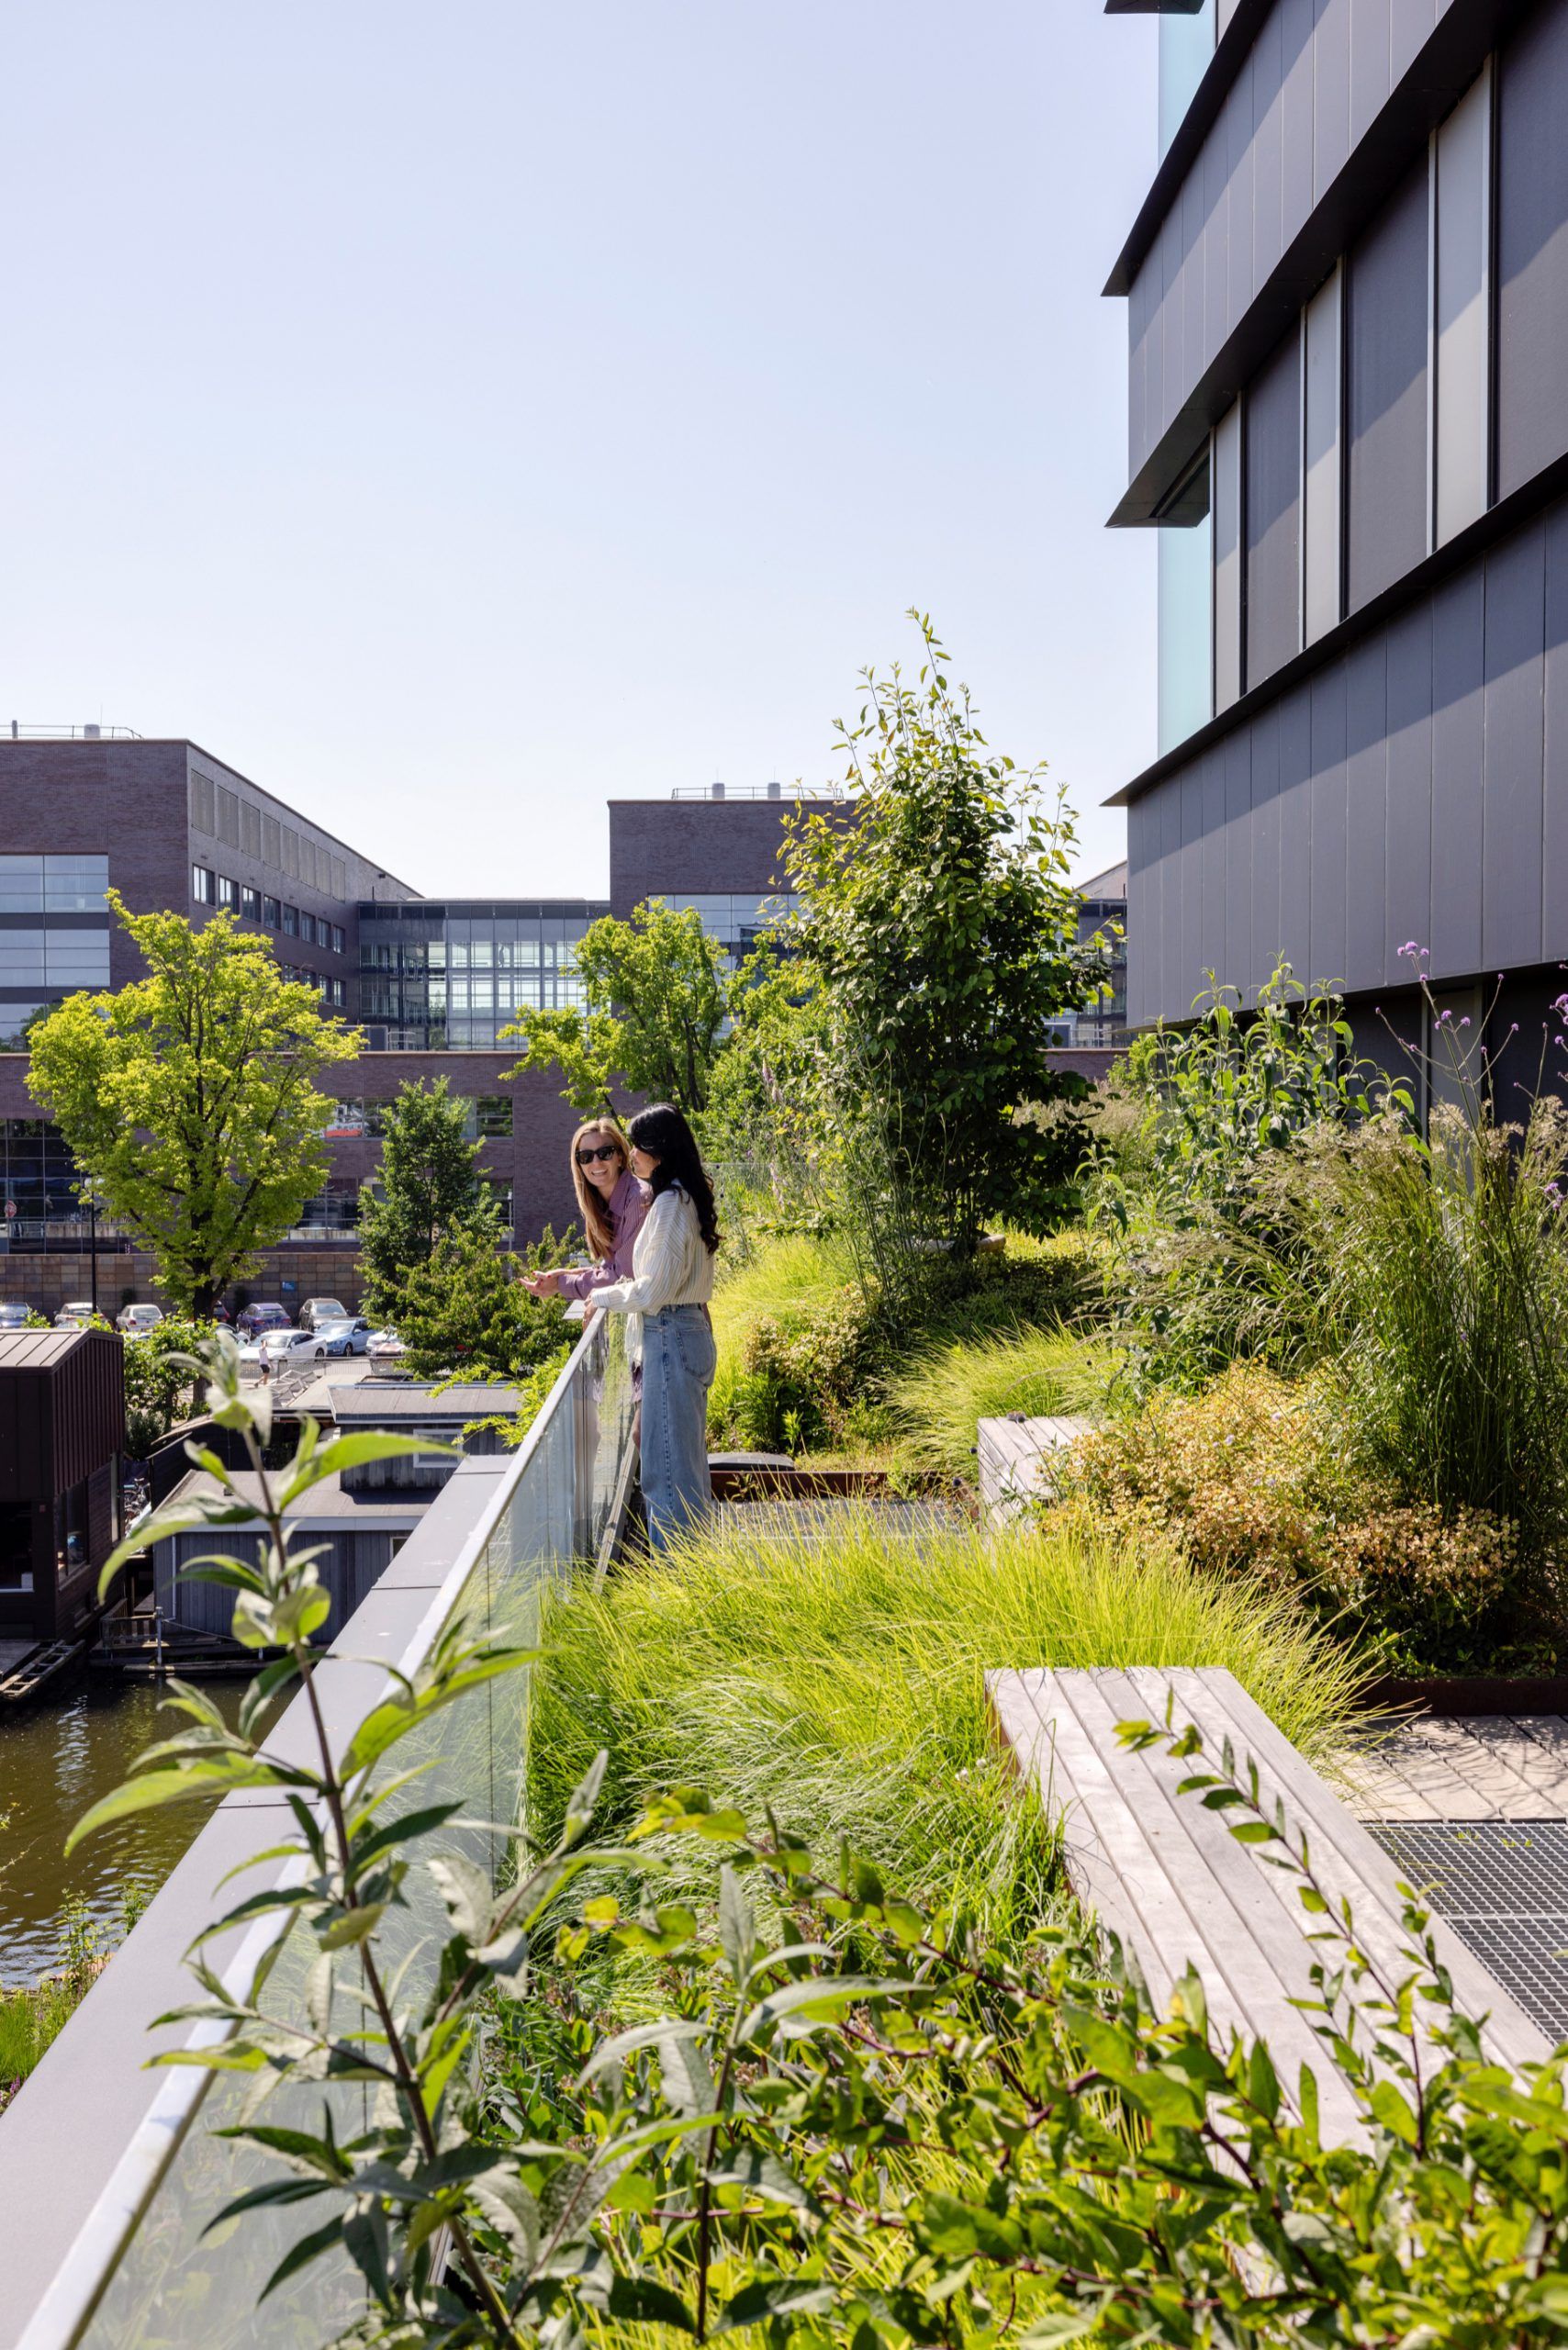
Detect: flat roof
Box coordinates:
(329, 1380, 522, 1420)
(158, 1468, 428, 1525)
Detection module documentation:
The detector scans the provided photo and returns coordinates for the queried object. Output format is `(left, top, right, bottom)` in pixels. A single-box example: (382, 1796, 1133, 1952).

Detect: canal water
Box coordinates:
(0, 1669, 263, 1986)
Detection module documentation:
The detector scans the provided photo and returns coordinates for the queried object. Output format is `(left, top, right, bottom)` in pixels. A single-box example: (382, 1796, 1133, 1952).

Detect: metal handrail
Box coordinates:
(668, 783, 844, 801)
(4, 725, 144, 742)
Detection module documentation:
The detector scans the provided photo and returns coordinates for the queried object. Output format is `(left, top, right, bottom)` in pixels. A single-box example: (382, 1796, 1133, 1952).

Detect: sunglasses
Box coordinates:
(577, 1143, 622, 1167)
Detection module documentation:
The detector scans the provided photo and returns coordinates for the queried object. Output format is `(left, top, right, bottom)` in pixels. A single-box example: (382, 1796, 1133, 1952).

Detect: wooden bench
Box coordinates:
(976, 1415, 1093, 1518)
(987, 1664, 1548, 2144)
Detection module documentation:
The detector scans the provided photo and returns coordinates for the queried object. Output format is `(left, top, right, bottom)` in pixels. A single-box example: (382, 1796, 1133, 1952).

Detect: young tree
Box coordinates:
(392, 1224, 575, 1382)
(787, 613, 1111, 1255)
(501, 899, 730, 1115)
(122, 1315, 219, 1457)
(28, 897, 359, 1317)
(355, 1078, 498, 1323)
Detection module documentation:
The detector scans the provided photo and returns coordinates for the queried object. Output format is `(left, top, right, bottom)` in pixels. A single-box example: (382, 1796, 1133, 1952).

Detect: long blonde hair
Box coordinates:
(570, 1118, 632, 1259)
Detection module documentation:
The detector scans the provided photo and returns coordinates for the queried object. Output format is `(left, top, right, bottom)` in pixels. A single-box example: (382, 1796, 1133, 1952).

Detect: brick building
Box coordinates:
(0, 744, 846, 1312)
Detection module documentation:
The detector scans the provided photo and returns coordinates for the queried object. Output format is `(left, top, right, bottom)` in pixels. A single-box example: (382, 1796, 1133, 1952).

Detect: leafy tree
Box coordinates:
(391, 1224, 575, 1382)
(356, 1079, 498, 1323)
(502, 899, 730, 1115)
(786, 614, 1110, 1257)
(28, 897, 358, 1317)
(122, 1315, 219, 1457)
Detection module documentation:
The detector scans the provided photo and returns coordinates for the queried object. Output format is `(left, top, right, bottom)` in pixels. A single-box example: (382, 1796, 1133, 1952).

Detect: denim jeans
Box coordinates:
(639, 1304, 716, 1550)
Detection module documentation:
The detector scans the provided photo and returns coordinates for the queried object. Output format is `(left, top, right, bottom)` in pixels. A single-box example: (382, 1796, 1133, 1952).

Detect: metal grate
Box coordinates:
(1368, 1819, 1568, 2041)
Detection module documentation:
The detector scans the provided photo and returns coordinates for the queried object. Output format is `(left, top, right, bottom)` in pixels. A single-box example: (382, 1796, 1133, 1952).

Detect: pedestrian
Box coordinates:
(522, 1118, 650, 1311)
(592, 1102, 720, 1549)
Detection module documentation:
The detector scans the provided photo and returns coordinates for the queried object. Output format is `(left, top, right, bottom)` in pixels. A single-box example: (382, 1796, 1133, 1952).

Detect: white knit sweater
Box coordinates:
(594, 1182, 715, 1354)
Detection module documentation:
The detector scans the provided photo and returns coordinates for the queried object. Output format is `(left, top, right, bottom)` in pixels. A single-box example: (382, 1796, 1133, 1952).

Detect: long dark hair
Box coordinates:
(628, 1103, 721, 1254)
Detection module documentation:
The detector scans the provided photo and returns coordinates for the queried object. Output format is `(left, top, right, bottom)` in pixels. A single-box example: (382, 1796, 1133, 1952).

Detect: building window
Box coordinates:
(191, 865, 215, 905)
(282, 903, 299, 937)
(241, 885, 262, 921)
(216, 874, 239, 911)
(1347, 158, 1430, 613)
(54, 1476, 89, 1579)
(1245, 327, 1304, 690)
(1212, 400, 1243, 712)
(299, 912, 317, 946)
(45, 934, 110, 985)
(1303, 266, 1343, 643)
(330, 924, 345, 956)
(263, 896, 281, 929)
(1436, 67, 1492, 543)
(476, 1094, 513, 1137)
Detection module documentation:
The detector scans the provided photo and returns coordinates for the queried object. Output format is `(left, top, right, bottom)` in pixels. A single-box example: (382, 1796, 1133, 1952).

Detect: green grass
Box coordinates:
(530, 1511, 1363, 1948)
(708, 1229, 861, 1445)
(0, 1975, 88, 2100)
(885, 1320, 1119, 1482)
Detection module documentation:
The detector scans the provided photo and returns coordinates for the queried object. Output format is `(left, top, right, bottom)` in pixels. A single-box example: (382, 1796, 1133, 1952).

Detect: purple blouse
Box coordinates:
(554, 1167, 652, 1303)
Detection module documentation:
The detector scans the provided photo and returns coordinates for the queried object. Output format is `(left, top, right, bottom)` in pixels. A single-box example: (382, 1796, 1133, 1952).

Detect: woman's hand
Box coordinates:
(522, 1270, 560, 1300)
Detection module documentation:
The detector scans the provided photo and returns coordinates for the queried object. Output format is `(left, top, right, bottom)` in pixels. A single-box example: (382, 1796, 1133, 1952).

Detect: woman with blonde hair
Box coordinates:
(523, 1117, 650, 1308)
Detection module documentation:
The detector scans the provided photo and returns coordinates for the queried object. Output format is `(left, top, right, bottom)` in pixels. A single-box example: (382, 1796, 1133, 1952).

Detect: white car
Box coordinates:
(117, 1303, 164, 1337)
(365, 1328, 406, 1364)
(54, 1302, 98, 1328)
(258, 1327, 330, 1367)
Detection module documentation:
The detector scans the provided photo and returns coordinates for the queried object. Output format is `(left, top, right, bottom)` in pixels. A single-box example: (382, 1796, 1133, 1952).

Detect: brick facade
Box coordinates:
(608, 794, 854, 912)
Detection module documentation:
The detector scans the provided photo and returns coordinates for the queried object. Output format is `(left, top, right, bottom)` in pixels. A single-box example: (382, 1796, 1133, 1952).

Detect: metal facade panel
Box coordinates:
(1429, 566, 1486, 977)
(1384, 599, 1435, 974)
(1204, 119, 1232, 367)
(1345, 633, 1391, 990)
(1350, 0, 1393, 150)
(1282, 0, 1317, 231)
(1182, 767, 1207, 1005)
(1310, 665, 1350, 988)
(1185, 166, 1210, 403)
(1496, 0, 1568, 499)
(1314, 0, 1354, 205)
(1277, 686, 1316, 980)
(1224, 69, 1256, 349)
(1224, 730, 1255, 996)
(1246, 326, 1305, 688)
(1435, 67, 1491, 545)
(1202, 748, 1229, 979)
(1543, 498, 1568, 960)
(1390, 0, 1436, 84)
(1249, 700, 1284, 992)
(1482, 519, 1548, 970)
(1253, 3, 1286, 285)
(1347, 158, 1430, 613)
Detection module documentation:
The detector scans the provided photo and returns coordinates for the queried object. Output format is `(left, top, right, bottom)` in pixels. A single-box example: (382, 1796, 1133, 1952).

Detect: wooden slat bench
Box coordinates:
(987, 1664, 1548, 2143)
(976, 1415, 1093, 1518)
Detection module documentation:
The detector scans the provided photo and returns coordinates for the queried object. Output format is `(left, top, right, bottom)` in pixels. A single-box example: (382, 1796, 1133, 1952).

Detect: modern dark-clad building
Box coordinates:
(1112, 0, 1568, 1104)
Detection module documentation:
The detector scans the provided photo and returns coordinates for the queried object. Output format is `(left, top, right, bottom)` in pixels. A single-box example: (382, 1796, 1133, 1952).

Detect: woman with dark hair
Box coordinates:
(594, 1102, 721, 1548)
(522, 1118, 649, 1309)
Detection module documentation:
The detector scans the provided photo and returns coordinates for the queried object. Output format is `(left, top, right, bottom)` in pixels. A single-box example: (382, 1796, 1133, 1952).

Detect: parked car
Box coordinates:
(211, 1301, 232, 1326)
(365, 1327, 406, 1365)
(298, 1297, 350, 1334)
(317, 1316, 374, 1357)
(236, 1302, 290, 1338)
(261, 1327, 330, 1366)
(117, 1302, 164, 1337)
(0, 1302, 35, 1329)
(54, 1302, 98, 1328)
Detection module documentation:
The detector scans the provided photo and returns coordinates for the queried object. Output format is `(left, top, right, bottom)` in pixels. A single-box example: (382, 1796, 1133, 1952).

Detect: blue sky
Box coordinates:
(0, 4, 1158, 893)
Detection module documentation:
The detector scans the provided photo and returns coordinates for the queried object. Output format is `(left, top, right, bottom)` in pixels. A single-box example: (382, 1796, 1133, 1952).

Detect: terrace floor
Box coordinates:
(1339, 1717, 1568, 2039)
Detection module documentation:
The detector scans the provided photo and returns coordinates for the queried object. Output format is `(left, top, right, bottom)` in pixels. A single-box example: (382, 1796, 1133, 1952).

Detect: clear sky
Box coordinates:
(1, 4, 1158, 896)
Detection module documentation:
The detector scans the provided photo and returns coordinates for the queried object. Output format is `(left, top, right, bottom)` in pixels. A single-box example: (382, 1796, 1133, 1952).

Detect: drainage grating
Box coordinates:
(1368, 1818, 1568, 2041)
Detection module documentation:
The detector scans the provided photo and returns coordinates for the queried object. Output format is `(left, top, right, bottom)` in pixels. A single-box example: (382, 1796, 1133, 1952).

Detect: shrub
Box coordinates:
(1056, 1362, 1523, 1673)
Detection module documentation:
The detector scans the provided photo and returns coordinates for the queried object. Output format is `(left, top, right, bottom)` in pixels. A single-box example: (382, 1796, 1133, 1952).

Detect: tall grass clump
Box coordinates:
(885, 1320, 1117, 1480)
(529, 1513, 1363, 1948)
(1302, 1101, 1568, 1609)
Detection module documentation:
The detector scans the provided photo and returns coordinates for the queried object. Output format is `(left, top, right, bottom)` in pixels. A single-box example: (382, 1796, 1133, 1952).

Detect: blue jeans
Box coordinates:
(639, 1304, 716, 1550)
